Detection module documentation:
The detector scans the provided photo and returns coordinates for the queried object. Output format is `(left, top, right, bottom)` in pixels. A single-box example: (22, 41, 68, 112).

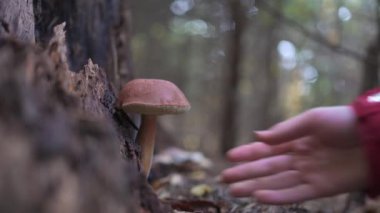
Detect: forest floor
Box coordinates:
(148, 147, 380, 213)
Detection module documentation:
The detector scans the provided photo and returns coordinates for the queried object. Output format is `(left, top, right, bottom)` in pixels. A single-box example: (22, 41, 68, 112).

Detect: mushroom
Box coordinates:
(118, 79, 191, 177)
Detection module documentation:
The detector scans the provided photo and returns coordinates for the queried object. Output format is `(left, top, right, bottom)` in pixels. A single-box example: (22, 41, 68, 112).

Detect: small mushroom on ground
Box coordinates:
(118, 79, 191, 177)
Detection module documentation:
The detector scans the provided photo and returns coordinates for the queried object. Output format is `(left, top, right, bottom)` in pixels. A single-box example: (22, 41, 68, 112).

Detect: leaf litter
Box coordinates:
(149, 148, 380, 213)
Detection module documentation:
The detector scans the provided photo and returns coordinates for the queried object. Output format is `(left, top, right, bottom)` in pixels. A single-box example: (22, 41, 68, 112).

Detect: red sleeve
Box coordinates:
(351, 88, 380, 198)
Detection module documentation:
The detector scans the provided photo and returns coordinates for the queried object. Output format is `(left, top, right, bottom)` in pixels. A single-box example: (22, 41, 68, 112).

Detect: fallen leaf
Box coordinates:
(190, 184, 213, 197)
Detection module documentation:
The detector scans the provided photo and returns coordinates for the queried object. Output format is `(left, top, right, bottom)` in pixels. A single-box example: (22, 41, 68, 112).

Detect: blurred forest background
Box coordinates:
(130, 0, 379, 157)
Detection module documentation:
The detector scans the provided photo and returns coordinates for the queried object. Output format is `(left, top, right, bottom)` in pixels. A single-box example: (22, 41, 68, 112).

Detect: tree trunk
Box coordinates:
(255, 0, 283, 130)
(0, 0, 168, 212)
(361, 0, 380, 91)
(221, 0, 247, 154)
(361, 40, 380, 91)
(33, 0, 133, 87)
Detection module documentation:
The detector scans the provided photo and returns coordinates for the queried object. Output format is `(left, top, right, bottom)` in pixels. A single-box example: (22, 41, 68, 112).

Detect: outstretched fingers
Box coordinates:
(227, 142, 293, 162)
(222, 155, 294, 183)
(255, 109, 320, 145)
(228, 170, 303, 197)
(254, 184, 318, 205)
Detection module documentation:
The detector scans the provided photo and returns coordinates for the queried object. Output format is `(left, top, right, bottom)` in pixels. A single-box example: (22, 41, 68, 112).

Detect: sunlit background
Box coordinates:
(130, 0, 376, 157)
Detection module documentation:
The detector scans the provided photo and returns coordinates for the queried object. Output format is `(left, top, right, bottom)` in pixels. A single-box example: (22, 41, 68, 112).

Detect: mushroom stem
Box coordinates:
(136, 114, 157, 177)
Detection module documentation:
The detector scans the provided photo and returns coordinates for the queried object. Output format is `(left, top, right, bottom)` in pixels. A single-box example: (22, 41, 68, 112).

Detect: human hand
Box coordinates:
(221, 106, 369, 204)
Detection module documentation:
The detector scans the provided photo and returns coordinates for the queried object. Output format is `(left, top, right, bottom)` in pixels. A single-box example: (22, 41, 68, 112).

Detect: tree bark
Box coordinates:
(33, 0, 133, 86)
(0, 0, 35, 42)
(0, 0, 168, 212)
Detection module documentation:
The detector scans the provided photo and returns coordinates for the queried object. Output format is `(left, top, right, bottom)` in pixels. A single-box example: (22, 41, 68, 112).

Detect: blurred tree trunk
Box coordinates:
(248, 0, 283, 133)
(256, 0, 283, 129)
(0, 0, 169, 212)
(361, 0, 380, 91)
(221, 0, 247, 154)
(361, 43, 380, 92)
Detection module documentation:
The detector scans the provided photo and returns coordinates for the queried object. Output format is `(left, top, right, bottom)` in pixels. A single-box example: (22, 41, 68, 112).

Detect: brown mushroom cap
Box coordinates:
(118, 79, 191, 115)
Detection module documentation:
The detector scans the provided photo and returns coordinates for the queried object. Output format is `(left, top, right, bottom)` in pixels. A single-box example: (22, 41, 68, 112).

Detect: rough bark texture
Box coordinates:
(113, 0, 134, 89)
(0, 0, 35, 42)
(0, 0, 169, 212)
(0, 36, 137, 213)
(33, 0, 134, 86)
(0, 23, 169, 213)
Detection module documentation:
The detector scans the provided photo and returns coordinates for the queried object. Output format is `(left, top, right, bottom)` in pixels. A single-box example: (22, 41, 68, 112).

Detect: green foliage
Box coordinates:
(283, 0, 318, 24)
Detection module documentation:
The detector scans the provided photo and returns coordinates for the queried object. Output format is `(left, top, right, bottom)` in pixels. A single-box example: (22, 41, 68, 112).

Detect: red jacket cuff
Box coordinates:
(351, 88, 380, 198)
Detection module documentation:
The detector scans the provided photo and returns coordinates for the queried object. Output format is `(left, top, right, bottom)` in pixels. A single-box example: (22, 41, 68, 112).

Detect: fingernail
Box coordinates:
(253, 130, 265, 140)
(226, 149, 234, 156)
